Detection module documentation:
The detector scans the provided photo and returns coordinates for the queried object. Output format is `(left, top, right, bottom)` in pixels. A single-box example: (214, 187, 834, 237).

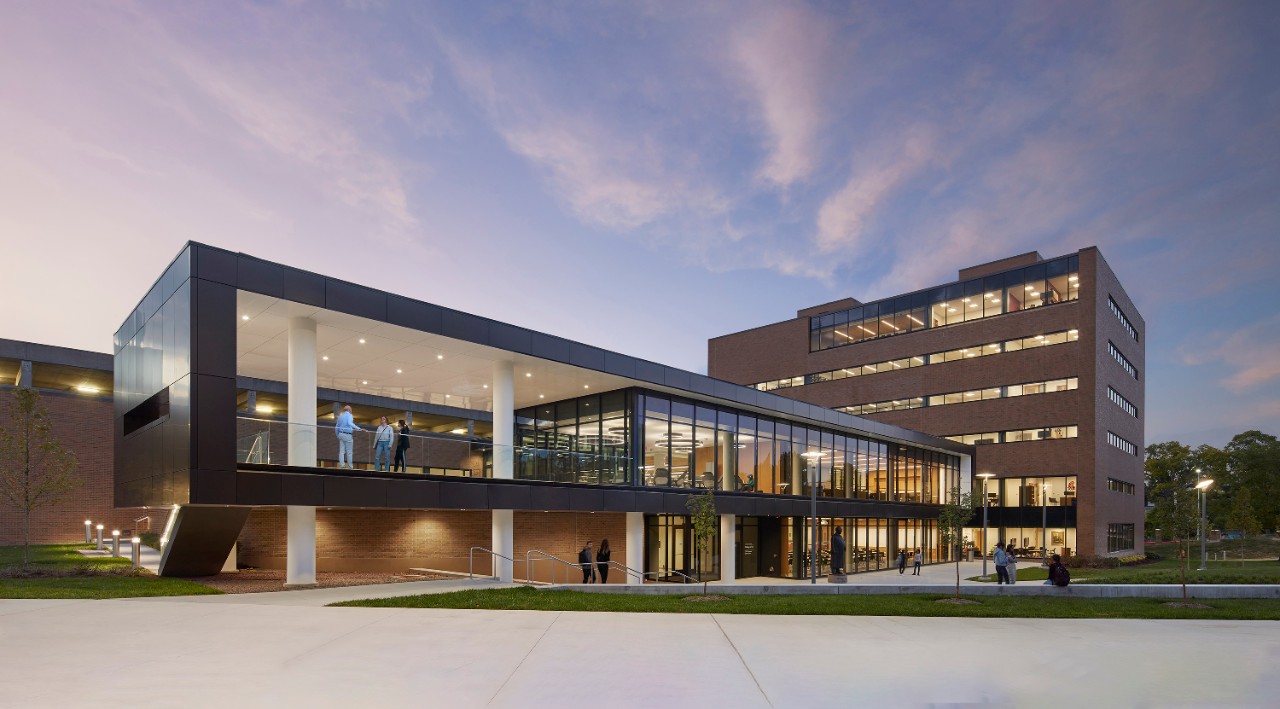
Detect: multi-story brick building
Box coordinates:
(708, 248, 1145, 558)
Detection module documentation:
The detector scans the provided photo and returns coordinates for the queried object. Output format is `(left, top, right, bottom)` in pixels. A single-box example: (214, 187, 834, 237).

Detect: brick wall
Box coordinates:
(0, 389, 169, 545)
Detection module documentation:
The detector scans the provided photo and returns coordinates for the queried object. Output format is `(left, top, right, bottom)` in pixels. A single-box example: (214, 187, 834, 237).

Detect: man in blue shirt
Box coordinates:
(335, 405, 360, 469)
(993, 541, 1010, 585)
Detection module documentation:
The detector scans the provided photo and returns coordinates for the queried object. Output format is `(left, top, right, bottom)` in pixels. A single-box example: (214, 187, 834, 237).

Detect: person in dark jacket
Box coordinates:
(830, 527, 846, 575)
(896, 549, 908, 574)
(392, 420, 410, 472)
(579, 541, 596, 583)
(1045, 553, 1068, 586)
(596, 539, 611, 584)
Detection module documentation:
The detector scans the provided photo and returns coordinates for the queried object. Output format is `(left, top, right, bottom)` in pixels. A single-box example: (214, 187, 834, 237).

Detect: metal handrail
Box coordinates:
(524, 549, 645, 585)
(467, 546, 530, 581)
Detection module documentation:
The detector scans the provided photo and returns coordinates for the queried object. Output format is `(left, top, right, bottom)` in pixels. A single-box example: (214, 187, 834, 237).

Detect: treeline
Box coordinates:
(1146, 430, 1280, 535)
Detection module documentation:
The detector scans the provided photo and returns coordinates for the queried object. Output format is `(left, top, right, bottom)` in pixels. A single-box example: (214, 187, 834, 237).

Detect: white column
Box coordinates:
(625, 512, 644, 585)
(491, 360, 514, 479)
(288, 317, 317, 467)
(491, 510, 513, 582)
(720, 514, 736, 584)
(286, 506, 316, 586)
(960, 454, 973, 496)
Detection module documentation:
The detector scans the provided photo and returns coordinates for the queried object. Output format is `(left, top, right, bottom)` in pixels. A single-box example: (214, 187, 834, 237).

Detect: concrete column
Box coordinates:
(720, 514, 736, 583)
(286, 506, 316, 586)
(17, 360, 32, 388)
(960, 454, 973, 496)
(288, 317, 317, 468)
(626, 512, 644, 585)
(491, 509, 513, 582)
(491, 361, 514, 479)
(246, 390, 257, 412)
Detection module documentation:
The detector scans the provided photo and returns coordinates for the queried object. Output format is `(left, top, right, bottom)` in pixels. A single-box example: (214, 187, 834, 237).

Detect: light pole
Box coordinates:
(977, 473, 994, 578)
(801, 451, 826, 584)
(1196, 472, 1214, 571)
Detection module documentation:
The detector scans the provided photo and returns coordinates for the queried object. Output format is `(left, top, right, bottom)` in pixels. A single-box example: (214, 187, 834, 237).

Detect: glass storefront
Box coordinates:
(731, 516, 941, 579)
(514, 390, 631, 485)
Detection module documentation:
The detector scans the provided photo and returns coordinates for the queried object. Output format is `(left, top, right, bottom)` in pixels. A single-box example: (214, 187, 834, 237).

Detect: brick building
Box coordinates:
(708, 248, 1145, 558)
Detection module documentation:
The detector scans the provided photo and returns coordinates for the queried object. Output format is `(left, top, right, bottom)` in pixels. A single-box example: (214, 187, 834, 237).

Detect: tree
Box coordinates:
(936, 484, 975, 599)
(1224, 487, 1262, 566)
(685, 489, 717, 595)
(1146, 443, 1199, 601)
(0, 388, 80, 565)
(1223, 431, 1280, 531)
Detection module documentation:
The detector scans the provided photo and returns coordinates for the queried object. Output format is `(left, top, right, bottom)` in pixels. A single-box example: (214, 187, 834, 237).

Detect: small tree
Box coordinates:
(685, 489, 717, 595)
(936, 484, 975, 599)
(1225, 488, 1262, 566)
(0, 388, 80, 565)
(1150, 484, 1198, 601)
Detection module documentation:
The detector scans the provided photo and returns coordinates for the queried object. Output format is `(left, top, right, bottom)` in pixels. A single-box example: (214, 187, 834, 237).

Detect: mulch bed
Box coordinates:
(1163, 601, 1214, 609)
(187, 569, 452, 594)
(936, 598, 980, 605)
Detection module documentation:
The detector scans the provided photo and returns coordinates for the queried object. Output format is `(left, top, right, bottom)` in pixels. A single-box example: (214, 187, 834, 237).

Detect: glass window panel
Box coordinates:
(671, 399, 693, 424)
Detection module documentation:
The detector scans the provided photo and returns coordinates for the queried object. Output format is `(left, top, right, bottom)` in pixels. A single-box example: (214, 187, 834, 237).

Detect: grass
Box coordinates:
(0, 544, 221, 599)
(967, 542, 1280, 585)
(332, 586, 1280, 620)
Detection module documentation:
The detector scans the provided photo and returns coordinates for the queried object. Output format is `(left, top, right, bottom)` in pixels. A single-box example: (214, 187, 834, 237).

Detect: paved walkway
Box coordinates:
(0, 597, 1275, 707)
(124, 577, 517, 606)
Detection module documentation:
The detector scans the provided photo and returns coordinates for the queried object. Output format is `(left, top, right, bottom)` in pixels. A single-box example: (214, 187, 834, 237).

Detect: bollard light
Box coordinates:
(96, 524, 104, 551)
(85, 520, 93, 544)
(131, 537, 141, 569)
(111, 530, 121, 557)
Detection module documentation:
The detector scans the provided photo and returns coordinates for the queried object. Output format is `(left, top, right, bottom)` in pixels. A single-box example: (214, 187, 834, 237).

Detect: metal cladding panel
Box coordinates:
(488, 484, 531, 510)
(281, 474, 325, 506)
(634, 359, 665, 383)
(439, 481, 489, 509)
(568, 343, 606, 371)
(687, 376, 715, 397)
(157, 505, 251, 577)
(530, 332, 572, 362)
(440, 310, 490, 345)
(280, 267, 326, 308)
(603, 352, 638, 379)
(323, 476, 388, 507)
(632, 491, 666, 513)
(386, 295, 444, 334)
(528, 485, 572, 511)
(568, 487, 606, 511)
(663, 367, 692, 391)
(191, 279, 236, 377)
(192, 374, 237, 474)
(386, 479, 440, 508)
(192, 469, 236, 505)
(601, 489, 635, 512)
(326, 279, 387, 321)
(663, 494, 692, 514)
(236, 257, 284, 298)
(489, 322, 533, 354)
(712, 379, 741, 401)
(715, 495, 752, 516)
(236, 472, 282, 505)
(192, 244, 238, 286)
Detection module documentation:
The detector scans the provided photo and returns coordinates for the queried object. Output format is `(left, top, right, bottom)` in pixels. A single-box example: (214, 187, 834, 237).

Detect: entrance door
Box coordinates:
(757, 517, 783, 577)
(737, 518, 759, 578)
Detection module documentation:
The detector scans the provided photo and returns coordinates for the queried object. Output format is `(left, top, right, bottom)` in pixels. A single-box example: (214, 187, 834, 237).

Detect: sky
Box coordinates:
(2, 1, 1278, 448)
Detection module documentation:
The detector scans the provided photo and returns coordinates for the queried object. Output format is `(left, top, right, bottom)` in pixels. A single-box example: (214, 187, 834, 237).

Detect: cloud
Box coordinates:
(729, 2, 838, 190)
(1180, 316, 1280, 393)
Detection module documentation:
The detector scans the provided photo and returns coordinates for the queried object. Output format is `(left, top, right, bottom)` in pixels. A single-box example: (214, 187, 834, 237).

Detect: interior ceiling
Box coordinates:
(236, 291, 636, 411)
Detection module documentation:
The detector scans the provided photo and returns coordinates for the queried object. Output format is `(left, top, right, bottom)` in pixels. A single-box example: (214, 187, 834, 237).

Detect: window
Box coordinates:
(810, 254, 1079, 351)
(754, 329, 1079, 392)
(1108, 387, 1138, 417)
(1108, 341, 1139, 379)
(1107, 523, 1135, 553)
(842, 377, 1076, 416)
(944, 425, 1078, 445)
(1108, 431, 1137, 456)
(1107, 478, 1136, 495)
(1109, 297, 1139, 341)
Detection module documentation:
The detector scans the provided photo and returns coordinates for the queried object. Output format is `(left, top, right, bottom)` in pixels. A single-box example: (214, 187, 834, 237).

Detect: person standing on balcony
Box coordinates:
(393, 419, 410, 472)
(374, 416, 394, 471)
(335, 405, 360, 469)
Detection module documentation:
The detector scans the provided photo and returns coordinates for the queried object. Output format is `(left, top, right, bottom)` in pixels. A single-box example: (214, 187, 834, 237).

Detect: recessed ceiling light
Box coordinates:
(948, 308, 956, 313)
(539, 394, 544, 399)
(362, 380, 368, 385)
(256, 404, 273, 413)
(525, 372, 532, 377)
(483, 384, 489, 389)
(437, 354, 444, 360)
(583, 385, 589, 389)
(1025, 286, 1034, 291)
(75, 385, 100, 394)
(450, 428, 467, 435)
(396, 369, 402, 374)
(322, 355, 329, 361)
(241, 315, 250, 321)
(358, 338, 366, 344)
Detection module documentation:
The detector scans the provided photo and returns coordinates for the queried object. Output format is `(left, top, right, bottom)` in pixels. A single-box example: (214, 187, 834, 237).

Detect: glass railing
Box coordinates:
(236, 416, 632, 485)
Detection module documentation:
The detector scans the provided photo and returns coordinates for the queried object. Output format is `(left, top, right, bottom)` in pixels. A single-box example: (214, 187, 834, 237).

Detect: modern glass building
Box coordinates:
(113, 243, 971, 584)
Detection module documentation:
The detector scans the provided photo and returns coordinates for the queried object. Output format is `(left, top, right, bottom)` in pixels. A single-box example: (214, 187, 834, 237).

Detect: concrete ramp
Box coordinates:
(158, 506, 251, 577)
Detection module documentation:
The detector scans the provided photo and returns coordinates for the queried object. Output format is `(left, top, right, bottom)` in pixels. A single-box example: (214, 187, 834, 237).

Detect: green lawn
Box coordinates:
(332, 586, 1280, 620)
(0, 544, 221, 599)
(968, 542, 1280, 585)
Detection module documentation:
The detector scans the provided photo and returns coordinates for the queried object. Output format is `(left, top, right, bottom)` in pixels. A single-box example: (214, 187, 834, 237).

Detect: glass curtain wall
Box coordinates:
(515, 390, 630, 485)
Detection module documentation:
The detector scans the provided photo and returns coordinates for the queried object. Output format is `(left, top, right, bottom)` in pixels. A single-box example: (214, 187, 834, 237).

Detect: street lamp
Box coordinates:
(801, 451, 827, 585)
(1196, 471, 1214, 571)
(977, 473, 994, 578)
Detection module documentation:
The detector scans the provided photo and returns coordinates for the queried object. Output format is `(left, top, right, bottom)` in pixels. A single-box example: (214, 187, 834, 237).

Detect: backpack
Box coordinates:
(1054, 565, 1070, 587)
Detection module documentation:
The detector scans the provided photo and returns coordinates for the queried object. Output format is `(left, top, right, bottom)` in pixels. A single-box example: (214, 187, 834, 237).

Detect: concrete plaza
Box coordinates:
(1, 587, 1277, 707)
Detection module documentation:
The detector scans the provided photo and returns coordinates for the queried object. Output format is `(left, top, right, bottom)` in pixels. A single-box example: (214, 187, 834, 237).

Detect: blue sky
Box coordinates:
(2, 1, 1277, 447)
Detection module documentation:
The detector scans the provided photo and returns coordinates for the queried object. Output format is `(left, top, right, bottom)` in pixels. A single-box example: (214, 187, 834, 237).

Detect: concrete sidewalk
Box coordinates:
(1, 598, 1276, 707)
(124, 576, 516, 606)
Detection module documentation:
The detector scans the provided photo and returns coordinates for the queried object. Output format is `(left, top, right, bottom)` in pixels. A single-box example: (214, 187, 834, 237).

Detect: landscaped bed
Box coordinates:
(331, 585, 1280, 620)
(0, 544, 221, 599)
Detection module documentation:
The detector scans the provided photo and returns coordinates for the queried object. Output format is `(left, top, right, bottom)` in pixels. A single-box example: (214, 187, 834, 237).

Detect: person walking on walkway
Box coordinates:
(596, 539, 611, 584)
(335, 405, 360, 469)
(374, 416, 394, 471)
(1006, 544, 1018, 585)
(896, 549, 907, 574)
(392, 419, 410, 472)
(579, 541, 597, 583)
(993, 542, 1010, 584)
(912, 548, 922, 575)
